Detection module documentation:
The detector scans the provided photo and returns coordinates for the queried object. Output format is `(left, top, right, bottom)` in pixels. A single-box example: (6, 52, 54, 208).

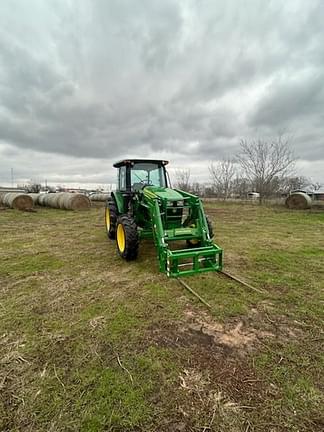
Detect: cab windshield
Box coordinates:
(131, 163, 166, 191)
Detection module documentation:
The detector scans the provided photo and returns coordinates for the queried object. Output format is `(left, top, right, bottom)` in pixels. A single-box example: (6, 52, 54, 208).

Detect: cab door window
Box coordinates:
(119, 166, 126, 190)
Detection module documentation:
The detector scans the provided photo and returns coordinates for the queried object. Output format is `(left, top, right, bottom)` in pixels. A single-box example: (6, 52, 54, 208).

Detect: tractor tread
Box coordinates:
(207, 216, 214, 238)
(187, 216, 214, 247)
(105, 199, 118, 239)
(116, 214, 139, 260)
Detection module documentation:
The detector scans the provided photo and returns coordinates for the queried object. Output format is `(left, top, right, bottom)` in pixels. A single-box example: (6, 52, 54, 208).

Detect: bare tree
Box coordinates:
(24, 182, 41, 193)
(236, 136, 296, 203)
(311, 181, 322, 191)
(175, 169, 191, 192)
(209, 158, 236, 199)
(191, 181, 203, 196)
(280, 176, 310, 193)
(204, 185, 216, 197)
(232, 176, 251, 198)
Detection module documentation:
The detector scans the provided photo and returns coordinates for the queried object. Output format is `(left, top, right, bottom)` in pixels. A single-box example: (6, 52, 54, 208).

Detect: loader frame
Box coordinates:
(138, 189, 223, 277)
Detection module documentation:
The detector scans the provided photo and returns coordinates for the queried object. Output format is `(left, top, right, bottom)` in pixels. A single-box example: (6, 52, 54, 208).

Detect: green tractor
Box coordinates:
(105, 159, 223, 277)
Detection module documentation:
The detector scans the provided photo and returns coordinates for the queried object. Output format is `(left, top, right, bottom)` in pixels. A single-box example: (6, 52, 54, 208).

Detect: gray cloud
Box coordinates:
(0, 0, 324, 185)
(249, 72, 324, 127)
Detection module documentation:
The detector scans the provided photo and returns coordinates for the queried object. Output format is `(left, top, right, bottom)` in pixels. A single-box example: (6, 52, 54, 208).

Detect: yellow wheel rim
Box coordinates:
(105, 207, 110, 230)
(117, 224, 126, 253)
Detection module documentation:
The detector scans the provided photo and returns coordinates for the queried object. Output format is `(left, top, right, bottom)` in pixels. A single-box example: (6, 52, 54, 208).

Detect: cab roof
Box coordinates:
(113, 159, 169, 168)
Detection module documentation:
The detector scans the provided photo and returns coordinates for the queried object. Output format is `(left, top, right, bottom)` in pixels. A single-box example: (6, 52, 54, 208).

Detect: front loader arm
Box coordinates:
(173, 189, 212, 244)
(148, 198, 169, 273)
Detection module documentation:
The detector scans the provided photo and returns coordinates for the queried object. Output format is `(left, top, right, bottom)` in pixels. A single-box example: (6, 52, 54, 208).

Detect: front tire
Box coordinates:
(116, 215, 139, 260)
(206, 217, 214, 239)
(105, 200, 117, 239)
(186, 216, 214, 247)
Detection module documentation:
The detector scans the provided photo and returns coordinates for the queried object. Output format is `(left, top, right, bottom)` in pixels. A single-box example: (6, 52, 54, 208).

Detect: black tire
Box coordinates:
(206, 216, 214, 239)
(105, 200, 117, 239)
(186, 216, 214, 247)
(116, 215, 139, 260)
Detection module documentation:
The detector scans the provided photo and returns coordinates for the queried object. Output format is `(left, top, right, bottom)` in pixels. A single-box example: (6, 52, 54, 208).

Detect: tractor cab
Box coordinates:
(113, 159, 169, 192)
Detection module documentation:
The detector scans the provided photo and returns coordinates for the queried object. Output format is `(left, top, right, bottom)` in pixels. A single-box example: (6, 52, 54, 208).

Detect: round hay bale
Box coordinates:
(42, 194, 51, 207)
(46, 193, 61, 208)
(43, 194, 51, 207)
(29, 193, 40, 205)
(2, 193, 33, 210)
(38, 194, 50, 206)
(33, 192, 90, 210)
(60, 193, 91, 210)
(0, 192, 7, 203)
(57, 193, 67, 209)
(90, 193, 110, 202)
(285, 192, 312, 210)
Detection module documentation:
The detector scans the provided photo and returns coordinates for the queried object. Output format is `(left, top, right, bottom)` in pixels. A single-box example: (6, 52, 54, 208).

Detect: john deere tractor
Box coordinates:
(105, 159, 223, 277)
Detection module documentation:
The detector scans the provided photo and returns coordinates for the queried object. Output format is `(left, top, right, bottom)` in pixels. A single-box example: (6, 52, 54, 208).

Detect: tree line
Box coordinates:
(175, 136, 322, 203)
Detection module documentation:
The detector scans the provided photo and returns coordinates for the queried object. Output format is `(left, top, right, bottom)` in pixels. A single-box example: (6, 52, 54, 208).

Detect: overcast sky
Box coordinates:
(0, 0, 323, 187)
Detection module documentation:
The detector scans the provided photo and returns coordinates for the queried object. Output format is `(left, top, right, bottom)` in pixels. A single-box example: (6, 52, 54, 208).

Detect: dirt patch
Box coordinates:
(148, 305, 277, 364)
(187, 320, 256, 349)
(184, 309, 274, 355)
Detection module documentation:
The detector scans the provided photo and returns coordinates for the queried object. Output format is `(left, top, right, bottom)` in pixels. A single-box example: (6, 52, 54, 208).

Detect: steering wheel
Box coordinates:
(140, 179, 153, 187)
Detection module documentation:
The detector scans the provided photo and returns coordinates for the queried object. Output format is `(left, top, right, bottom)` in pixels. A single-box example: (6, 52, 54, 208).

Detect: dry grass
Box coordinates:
(0, 203, 323, 431)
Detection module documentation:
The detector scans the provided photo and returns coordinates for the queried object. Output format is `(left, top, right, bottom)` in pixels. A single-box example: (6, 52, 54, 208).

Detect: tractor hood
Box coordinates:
(144, 186, 184, 201)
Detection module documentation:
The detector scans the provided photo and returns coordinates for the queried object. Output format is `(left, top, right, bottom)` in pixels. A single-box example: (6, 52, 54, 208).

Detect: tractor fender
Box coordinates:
(110, 191, 125, 214)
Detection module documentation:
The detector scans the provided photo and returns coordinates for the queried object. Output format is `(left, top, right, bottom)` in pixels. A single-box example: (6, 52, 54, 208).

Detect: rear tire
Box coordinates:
(116, 215, 139, 260)
(105, 200, 117, 239)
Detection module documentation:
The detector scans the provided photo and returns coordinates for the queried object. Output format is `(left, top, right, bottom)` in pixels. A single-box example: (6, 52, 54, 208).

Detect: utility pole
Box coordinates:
(11, 168, 14, 188)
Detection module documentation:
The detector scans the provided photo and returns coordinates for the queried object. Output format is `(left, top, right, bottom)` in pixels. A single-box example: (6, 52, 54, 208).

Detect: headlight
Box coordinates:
(167, 200, 184, 207)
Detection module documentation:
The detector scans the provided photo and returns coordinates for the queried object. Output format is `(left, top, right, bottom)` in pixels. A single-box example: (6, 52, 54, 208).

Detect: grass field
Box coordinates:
(0, 202, 323, 431)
